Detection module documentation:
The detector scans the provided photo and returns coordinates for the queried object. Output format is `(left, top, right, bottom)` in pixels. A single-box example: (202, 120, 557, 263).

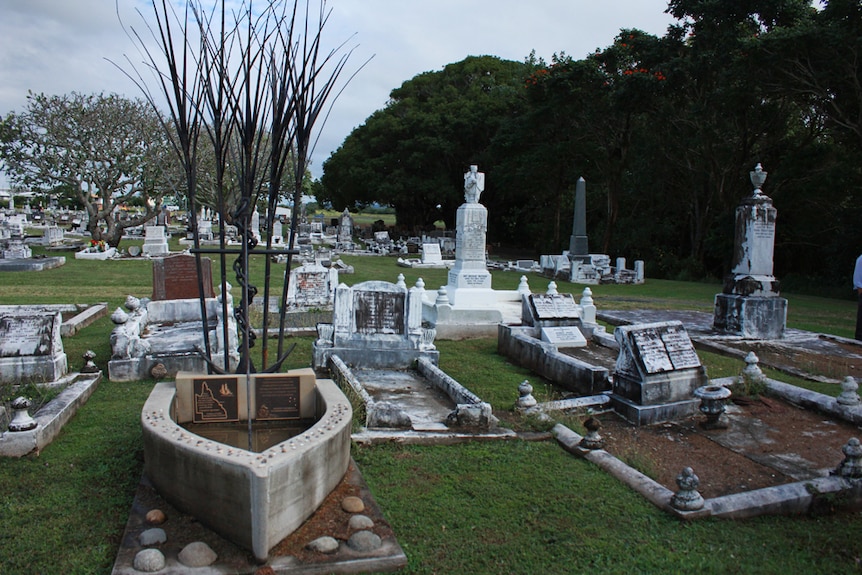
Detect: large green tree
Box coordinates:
(0, 92, 177, 247)
(320, 55, 530, 232)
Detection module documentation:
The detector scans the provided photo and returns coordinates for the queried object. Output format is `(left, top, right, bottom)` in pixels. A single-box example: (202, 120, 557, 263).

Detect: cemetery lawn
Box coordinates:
(1, 251, 861, 573)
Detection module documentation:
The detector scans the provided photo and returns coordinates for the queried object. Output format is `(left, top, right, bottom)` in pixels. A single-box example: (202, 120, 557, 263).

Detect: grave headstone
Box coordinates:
(0, 311, 67, 383)
(271, 219, 283, 245)
(313, 279, 437, 369)
(713, 164, 787, 338)
(421, 243, 443, 265)
(611, 320, 706, 425)
(152, 254, 215, 301)
(287, 262, 338, 307)
(522, 292, 581, 328)
(142, 225, 169, 257)
(42, 226, 64, 247)
(445, 165, 493, 304)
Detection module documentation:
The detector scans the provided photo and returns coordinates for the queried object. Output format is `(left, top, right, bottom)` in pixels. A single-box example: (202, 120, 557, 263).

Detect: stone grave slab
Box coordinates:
(152, 254, 214, 301)
(540, 325, 588, 348)
(287, 262, 337, 308)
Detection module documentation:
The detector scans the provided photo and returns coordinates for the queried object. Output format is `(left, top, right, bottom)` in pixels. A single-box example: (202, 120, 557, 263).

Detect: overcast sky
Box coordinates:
(0, 0, 677, 184)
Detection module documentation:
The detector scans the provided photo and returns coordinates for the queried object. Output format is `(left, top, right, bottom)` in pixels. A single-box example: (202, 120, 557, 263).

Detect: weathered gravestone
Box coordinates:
(286, 262, 338, 308)
(313, 280, 437, 369)
(0, 312, 67, 383)
(611, 320, 706, 425)
(522, 292, 587, 347)
(142, 225, 169, 257)
(152, 254, 215, 301)
(421, 243, 443, 265)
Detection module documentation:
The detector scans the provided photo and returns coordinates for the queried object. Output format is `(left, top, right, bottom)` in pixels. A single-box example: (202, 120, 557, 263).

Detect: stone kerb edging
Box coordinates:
(551, 374, 862, 520)
(0, 372, 102, 457)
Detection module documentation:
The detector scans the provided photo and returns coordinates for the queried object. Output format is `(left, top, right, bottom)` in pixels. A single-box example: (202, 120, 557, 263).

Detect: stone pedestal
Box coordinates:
(713, 164, 787, 339)
(446, 201, 494, 307)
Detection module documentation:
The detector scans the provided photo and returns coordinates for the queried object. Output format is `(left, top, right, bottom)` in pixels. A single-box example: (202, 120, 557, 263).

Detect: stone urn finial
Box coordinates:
(750, 163, 767, 196)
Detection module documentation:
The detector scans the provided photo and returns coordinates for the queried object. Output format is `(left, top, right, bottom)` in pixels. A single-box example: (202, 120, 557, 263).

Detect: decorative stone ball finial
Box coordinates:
(670, 467, 705, 511)
(546, 281, 558, 295)
(579, 416, 604, 450)
(516, 380, 537, 410)
(837, 376, 861, 407)
(750, 163, 767, 195)
(580, 287, 594, 307)
(517, 275, 530, 294)
(835, 437, 862, 479)
(435, 286, 450, 306)
(111, 307, 129, 325)
(395, 273, 406, 288)
(415, 277, 425, 290)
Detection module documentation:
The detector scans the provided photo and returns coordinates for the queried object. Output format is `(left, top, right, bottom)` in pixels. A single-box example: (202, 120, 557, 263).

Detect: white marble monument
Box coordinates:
(444, 165, 494, 306)
(713, 164, 787, 339)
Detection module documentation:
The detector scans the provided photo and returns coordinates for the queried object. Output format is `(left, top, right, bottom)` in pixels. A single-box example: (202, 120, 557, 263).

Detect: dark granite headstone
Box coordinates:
(354, 290, 405, 335)
(152, 254, 214, 301)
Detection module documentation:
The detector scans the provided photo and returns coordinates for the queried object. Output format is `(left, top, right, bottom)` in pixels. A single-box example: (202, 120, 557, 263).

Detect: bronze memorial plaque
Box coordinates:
(255, 375, 300, 420)
(193, 377, 239, 423)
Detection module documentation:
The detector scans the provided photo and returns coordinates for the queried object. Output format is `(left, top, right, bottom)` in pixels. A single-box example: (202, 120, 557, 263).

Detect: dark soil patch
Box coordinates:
(595, 395, 862, 499)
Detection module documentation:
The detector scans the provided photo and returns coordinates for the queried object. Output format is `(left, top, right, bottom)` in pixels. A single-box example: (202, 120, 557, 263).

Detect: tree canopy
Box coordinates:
(0, 92, 176, 246)
(320, 0, 862, 289)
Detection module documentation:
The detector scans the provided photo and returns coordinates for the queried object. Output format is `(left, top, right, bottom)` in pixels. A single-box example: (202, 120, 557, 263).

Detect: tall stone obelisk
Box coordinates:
(568, 177, 589, 263)
(713, 163, 787, 338)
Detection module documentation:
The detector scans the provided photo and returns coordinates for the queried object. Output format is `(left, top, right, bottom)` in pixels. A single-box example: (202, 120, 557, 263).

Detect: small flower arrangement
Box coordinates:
(89, 239, 107, 252)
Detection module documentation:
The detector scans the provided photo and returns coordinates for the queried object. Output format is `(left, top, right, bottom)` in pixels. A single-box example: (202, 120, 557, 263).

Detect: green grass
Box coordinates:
(1, 246, 862, 573)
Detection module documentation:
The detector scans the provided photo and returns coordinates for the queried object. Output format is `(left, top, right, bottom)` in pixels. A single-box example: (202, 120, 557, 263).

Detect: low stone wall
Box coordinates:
(416, 357, 496, 428)
(497, 324, 610, 395)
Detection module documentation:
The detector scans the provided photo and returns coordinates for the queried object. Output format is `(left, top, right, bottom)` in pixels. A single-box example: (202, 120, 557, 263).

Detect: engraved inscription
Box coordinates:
(530, 294, 580, 319)
(153, 254, 214, 300)
(0, 315, 55, 357)
(295, 271, 329, 305)
(193, 377, 239, 423)
(354, 291, 405, 334)
(255, 375, 300, 420)
(631, 329, 674, 373)
(629, 324, 701, 374)
(752, 219, 774, 240)
(661, 327, 701, 370)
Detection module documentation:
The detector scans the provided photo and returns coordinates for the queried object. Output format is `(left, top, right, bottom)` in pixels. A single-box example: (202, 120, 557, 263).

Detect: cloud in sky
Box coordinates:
(0, 0, 676, 182)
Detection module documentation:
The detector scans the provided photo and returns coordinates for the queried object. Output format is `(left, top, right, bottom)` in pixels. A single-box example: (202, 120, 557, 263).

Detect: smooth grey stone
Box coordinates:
(347, 530, 381, 552)
(133, 548, 166, 572)
(139, 527, 167, 546)
(306, 536, 339, 554)
(178, 541, 217, 567)
(348, 514, 375, 530)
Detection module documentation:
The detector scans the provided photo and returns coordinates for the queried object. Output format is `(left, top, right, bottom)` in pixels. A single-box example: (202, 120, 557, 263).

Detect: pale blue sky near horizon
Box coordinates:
(0, 0, 677, 188)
